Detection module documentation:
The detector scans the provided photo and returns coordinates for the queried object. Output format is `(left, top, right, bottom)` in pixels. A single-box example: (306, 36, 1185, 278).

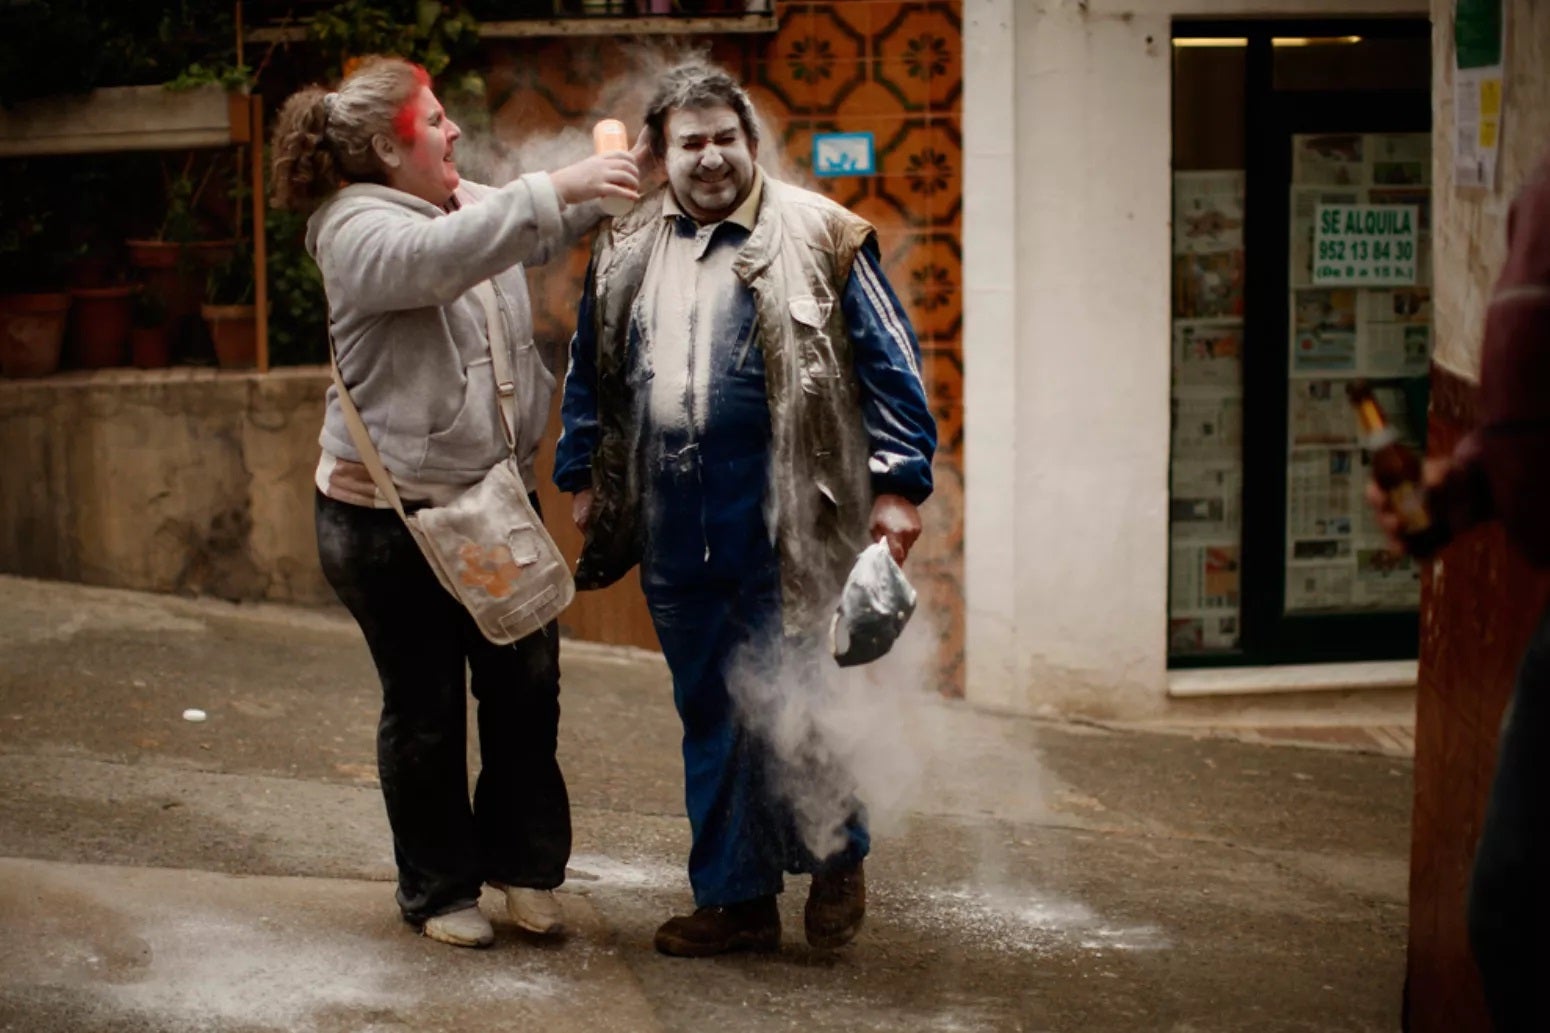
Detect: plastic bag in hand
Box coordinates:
(829, 540, 918, 667)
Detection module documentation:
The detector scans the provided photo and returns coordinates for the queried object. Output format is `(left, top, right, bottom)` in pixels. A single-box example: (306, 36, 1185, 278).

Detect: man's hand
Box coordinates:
(1363, 457, 1449, 556)
(571, 489, 595, 535)
(629, 126, 666, 196)
(870, 494, 921, 564)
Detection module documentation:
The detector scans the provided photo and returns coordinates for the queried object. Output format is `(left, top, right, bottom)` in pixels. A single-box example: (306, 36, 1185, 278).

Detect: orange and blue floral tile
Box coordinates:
(872, 3, 962, 112)
(881, 231, 961, 340)
(875, 119, 962, 224)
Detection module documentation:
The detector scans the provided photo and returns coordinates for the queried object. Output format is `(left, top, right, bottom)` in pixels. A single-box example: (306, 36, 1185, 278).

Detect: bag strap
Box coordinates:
(327, 277, 519, 519)
(329, 333, 410, 521)
(471, 279, 518, 455)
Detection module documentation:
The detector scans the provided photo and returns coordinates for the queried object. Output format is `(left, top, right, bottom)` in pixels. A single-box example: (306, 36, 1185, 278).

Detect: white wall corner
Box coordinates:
(963, 0, 1021, 710)
(1008, 1, 1172, 719)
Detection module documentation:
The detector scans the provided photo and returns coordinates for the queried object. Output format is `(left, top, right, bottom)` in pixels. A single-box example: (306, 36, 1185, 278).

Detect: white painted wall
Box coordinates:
(962, 0, 1429, 719)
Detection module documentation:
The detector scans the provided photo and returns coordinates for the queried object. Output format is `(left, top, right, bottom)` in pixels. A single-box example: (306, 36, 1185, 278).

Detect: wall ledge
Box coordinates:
(1168, 660, 1418, 698)
(0, 366, 327, 394)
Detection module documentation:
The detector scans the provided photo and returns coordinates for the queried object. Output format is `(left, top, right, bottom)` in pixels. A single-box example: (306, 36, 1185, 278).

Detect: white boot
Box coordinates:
(504, 887, 564, 935)
(422, 905, 494, 948)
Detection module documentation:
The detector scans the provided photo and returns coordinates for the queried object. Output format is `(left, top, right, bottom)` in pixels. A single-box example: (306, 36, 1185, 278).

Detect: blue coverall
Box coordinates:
(556, 215, 936, 907)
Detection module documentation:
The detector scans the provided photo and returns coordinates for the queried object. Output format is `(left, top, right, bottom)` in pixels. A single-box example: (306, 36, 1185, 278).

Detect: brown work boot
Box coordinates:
(653, 896, 781, 957)
(804, 860, 865, 948)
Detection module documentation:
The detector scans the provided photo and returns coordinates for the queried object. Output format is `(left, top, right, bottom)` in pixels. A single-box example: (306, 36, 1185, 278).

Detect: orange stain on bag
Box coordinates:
(457, 542, 525, 597)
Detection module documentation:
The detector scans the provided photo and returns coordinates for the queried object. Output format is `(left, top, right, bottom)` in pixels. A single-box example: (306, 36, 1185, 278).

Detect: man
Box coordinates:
(554, 63, 936, 957)
(1365, 148, 1550, 1030)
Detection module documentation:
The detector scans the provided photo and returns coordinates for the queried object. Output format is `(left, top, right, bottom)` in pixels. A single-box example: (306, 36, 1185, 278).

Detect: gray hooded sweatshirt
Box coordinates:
(306, 173, 594, 491)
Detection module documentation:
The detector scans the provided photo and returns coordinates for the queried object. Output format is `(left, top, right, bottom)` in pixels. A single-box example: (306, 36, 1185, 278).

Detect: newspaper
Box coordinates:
(1269, 133, 1433, 616)
(1283, 445, 1424, 611)
(1168, 614, 1240, 654)
(1174, 171, 1245, 254)
(1173, 250, 1244, 319)
(1289, 379, 1357, 448)
(1368, 133, 1431, 186)
(1171, 461, 1242, 541)
(1170, 544, 1241, 612)
(1362, 287, 1432, 376)
(1285, 562, 1355, 612)
(1290, 288, 1359, 373)
(1353, 546, 1421, 608)
(1287, 447, 1356, 543)
(1173, 319, 1243, 388)
(1169, 168, 1246, 653)
(1172, 389, 1242, 463)
(1293, 134, 1365, 187)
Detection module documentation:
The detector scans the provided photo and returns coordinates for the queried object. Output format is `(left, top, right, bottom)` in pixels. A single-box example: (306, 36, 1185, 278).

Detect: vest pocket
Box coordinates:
(790, 295, 840, 396)
(789, 295, 831, 328)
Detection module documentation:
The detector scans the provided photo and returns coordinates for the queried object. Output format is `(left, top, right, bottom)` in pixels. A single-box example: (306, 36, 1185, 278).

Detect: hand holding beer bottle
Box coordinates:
(1348, 379, 1447, 558)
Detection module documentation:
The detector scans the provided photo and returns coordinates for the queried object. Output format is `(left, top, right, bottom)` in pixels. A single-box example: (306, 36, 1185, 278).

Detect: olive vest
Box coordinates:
(576, 178, 877, 636)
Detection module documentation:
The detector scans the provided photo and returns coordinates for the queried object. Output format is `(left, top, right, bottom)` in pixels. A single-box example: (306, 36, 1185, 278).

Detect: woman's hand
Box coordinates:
(551, 152, 640, 208)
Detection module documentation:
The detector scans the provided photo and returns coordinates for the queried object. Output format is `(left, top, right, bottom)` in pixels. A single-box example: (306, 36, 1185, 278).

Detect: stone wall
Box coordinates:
(0, 367, 332, 605)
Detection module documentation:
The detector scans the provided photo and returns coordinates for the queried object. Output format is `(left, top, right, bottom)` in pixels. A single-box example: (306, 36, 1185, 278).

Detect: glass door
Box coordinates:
(1168, 19, 1432, 667)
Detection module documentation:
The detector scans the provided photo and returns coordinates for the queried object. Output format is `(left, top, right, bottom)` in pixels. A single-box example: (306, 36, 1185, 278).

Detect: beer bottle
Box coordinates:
(1346, 379, 1444, 556)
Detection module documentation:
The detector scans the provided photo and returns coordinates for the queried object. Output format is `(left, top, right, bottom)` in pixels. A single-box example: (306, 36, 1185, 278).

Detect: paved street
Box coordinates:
(0, 576, 1411, 1032)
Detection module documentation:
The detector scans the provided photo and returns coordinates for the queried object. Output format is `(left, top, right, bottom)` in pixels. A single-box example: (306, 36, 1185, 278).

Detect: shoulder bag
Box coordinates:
(328, 280, 575, 644)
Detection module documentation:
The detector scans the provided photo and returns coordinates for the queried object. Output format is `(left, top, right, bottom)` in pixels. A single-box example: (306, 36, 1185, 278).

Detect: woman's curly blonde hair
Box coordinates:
(269, 56, 429, 213)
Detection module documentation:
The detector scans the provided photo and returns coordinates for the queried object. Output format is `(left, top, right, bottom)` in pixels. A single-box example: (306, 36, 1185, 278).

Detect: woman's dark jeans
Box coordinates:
(315, 490, 570, 924)
(1468, 601, 1550, 1031)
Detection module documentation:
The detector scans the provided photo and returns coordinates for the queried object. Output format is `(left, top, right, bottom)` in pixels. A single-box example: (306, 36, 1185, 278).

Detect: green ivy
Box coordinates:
(264, 205, 329, 367)
(307, 0, 480, 80)
(165, 61, 253, 93)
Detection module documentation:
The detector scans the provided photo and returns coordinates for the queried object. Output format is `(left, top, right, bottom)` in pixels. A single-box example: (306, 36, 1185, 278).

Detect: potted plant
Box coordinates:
(129, 288, 173, 369)
(67, 281, 134, 369)
(201, 241, 256, 369)
(0, 202, 72, 378)
(125, 154, 235, 351)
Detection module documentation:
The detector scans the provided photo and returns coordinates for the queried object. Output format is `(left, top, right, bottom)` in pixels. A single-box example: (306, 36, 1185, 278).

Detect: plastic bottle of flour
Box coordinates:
(593, 119, 633, 218)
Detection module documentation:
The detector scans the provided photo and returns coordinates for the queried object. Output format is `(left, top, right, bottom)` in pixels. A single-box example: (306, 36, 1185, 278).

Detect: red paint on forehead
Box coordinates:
(391, 64, 433, 143)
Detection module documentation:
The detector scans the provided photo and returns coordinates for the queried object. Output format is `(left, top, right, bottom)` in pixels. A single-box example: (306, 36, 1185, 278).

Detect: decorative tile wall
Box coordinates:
(501, 0, 966, 695)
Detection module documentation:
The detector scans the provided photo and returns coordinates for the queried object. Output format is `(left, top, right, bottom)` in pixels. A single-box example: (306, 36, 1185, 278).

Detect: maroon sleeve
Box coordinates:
(1439, 151, 1550, 566)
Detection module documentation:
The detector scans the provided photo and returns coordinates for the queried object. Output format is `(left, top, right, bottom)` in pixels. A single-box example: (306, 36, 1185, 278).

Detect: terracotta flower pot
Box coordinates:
(68, 284, 134, 368)
(129, 323, 174, 369)
(0, 292, 71, 378)
(126, 239, 236, 329)
(202, 303, 257, 369)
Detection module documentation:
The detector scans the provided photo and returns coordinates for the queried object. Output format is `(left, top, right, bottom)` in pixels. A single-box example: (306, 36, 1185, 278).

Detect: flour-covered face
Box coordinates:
(663, 104, 757, 224)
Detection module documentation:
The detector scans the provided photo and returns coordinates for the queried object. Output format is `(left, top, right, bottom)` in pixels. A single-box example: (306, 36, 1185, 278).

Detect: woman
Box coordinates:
(270, 56, 642, 949)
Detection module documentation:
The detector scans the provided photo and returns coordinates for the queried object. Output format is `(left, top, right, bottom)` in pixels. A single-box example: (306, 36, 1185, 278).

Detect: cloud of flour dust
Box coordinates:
(724, 608, 946, 861)
(449, 43, 812, 193)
